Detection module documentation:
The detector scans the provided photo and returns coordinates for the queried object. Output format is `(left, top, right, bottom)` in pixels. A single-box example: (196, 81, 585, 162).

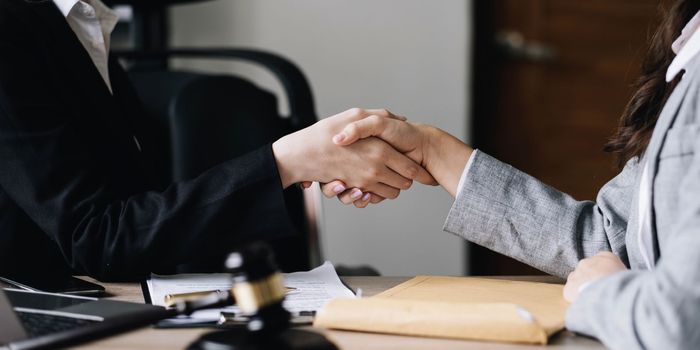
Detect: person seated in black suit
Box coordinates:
(0, 0, 434, 281)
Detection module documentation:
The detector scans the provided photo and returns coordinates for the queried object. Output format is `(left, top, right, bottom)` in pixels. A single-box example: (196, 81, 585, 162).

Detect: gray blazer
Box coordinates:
(444, 56, 700, 350)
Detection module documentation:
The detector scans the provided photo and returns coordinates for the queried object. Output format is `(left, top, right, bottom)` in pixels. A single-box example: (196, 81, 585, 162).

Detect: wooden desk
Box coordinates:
(72, 276, 604, 350)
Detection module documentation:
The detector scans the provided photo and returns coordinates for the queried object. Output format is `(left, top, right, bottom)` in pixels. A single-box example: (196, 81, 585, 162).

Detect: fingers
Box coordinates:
(363, 182, 402, 200)
(370, 194, 386, 204)
(410, 168, 438, 186)
(335, 189, 385, 207)
(563, 273, 578, 303)
(364, 109, 407, 121)
(320, 180, 347, 198)
(300, 181, 313, 189)
(352, 192, 385, 208)
(383, 147, 436, 186)
(324, 180, 391, 206)
(375, 169, 412, 195)
(337, 188, 377, 206)
(333, 115, 392, 146)
(353, 193, 372, 208)
(342, 108, 406, 124)
(337, 188, 366, 204)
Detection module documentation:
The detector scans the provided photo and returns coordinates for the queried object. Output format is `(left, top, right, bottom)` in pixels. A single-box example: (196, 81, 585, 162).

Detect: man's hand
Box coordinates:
(563, 251, 627, 303)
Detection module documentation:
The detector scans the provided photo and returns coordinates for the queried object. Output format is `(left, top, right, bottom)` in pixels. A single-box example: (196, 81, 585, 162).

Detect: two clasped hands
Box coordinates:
(272, 107, 471, 203)
(271, 108, 627, 303)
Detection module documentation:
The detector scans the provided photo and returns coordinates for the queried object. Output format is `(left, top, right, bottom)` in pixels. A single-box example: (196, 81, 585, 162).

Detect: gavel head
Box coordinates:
(225, 242, 290, 334)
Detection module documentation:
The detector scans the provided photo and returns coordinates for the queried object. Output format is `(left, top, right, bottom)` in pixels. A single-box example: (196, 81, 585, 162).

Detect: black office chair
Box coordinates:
(110, 0, 378, 276)
(116, 49, 321, 273)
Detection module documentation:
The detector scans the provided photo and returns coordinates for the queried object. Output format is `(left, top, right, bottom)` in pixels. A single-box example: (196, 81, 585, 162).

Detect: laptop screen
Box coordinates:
(5, 289, 94, 311)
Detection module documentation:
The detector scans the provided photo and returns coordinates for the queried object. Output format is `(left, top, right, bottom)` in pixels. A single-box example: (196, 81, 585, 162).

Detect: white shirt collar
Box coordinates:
(52, 0, 120, 39)
(667, 10, 700, 82)
(53, 0, 79, 17)
(53, 0, 119, 25)
(90, 0, 120, 33)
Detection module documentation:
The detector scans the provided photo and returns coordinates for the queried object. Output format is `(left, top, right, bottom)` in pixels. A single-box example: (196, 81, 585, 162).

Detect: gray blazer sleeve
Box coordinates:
(443, 151, 639, 278)
(566, 132, 700, 350)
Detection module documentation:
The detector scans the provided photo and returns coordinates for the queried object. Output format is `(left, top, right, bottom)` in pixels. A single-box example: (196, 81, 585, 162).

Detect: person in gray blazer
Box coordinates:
(319, 1, 700, 349)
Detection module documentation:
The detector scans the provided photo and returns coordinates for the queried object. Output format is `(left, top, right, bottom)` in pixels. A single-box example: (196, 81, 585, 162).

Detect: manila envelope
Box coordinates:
(313, 276, 569, 344)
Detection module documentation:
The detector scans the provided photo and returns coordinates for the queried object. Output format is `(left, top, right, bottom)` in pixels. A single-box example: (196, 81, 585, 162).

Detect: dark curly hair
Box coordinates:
(605, 1, 700, 167)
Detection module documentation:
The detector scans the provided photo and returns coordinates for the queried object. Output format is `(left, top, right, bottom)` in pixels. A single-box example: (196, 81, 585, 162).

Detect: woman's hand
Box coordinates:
(563, 251, 627, 303)
(272, 108, 434, 200)
(321, 116, 473, 204)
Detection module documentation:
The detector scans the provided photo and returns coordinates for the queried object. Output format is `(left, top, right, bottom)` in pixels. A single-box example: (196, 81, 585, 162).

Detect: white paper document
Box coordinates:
(146, 261, 355, 324)
(281, 262, 356, 313)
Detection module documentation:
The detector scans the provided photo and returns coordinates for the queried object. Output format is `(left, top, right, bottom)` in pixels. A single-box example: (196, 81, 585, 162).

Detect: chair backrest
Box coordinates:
(171, 74, 285, 180)
(129, 71, 286, 182)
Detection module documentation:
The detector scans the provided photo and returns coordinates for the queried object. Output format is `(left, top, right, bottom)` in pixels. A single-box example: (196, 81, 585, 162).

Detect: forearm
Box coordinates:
(421, 125, 473, 197)
(84, 146, 294, 279)
(442, 151, 637, 278)
(0, 125, 294, 280)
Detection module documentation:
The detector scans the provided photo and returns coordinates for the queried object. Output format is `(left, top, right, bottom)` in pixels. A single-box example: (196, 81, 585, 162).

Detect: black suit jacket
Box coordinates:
(0, 0, 296, 281)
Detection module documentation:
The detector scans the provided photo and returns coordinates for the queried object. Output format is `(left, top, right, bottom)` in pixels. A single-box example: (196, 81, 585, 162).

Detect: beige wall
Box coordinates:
(170, 0, 472, 275)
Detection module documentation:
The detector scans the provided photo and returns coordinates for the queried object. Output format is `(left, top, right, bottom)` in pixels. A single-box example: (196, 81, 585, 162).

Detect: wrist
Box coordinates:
(422, 125, 472, 197)
(272, 134, 305, 188)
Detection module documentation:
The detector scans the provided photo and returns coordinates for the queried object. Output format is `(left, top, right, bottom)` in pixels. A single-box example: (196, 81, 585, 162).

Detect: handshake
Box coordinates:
(272, 108, 474, 207)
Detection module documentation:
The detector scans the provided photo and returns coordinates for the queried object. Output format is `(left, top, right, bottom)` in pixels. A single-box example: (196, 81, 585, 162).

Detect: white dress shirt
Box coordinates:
(667, 10, 700, 83)
(52, 0, 119, 93)
(455, 149, 477, 196)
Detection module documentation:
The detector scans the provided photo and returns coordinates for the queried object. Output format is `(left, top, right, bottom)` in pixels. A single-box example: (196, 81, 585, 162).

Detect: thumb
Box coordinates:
(333, 115, 388, 146)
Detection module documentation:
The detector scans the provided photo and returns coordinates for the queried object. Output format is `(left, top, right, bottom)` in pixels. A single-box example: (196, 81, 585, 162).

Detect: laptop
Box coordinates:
(0, 288, 170, 350)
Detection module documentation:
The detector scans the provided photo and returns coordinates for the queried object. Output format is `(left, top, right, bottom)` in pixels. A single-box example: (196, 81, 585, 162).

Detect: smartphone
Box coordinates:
(0, 275, 105, 296)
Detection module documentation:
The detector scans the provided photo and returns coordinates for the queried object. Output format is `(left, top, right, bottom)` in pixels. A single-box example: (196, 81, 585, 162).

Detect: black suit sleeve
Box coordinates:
(0, 22, 295, 281)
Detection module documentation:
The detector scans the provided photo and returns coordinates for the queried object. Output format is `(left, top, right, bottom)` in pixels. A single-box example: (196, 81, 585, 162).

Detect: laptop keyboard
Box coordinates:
(17, 312, 98, 337)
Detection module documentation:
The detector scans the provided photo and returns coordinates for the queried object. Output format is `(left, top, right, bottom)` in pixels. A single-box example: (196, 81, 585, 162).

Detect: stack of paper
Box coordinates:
(313, 276, 569, 344)
(147, 261, 355, 325)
